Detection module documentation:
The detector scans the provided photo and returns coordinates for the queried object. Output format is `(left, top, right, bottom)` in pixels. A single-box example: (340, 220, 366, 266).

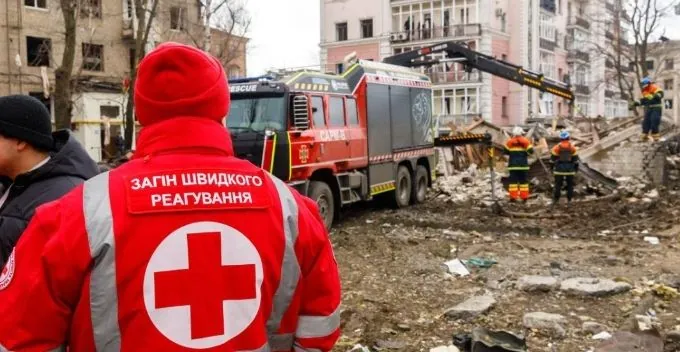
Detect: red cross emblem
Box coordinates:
(154, 232, 256, 339)
(144, 222, 263, 348)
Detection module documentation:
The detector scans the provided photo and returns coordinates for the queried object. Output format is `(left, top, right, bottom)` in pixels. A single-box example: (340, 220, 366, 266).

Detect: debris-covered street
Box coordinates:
(330, 171, 680, 352)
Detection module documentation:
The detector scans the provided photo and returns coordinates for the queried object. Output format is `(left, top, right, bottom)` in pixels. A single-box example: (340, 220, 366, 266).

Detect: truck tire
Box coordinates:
(309, 181, 334, 230)
(411, 165, 428, 204)
(394, 166, 412, 208)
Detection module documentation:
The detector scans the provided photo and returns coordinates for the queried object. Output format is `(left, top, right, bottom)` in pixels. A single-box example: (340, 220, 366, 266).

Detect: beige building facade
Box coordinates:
(0, 0, 247, 162)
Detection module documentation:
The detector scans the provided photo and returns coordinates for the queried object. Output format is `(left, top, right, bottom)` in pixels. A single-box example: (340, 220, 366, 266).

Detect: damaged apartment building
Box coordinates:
(0, 0, 248, 162)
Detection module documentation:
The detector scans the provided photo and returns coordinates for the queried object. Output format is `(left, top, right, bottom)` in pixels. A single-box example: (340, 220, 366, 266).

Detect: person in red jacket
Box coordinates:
(0, 43, 341, 351)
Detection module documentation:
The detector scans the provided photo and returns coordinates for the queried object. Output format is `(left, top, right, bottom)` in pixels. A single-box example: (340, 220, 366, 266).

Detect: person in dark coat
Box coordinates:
(0, 95, 99, 268)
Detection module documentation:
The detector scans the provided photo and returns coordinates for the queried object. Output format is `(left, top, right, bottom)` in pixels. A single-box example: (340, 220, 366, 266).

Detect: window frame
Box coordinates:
(26, 36, 51, 67)
(345, 97, 359, 126)
(170, 7, 187, 31)
(360, 18, 373, 38)
(82, 43, 104, 72)
(328, 96, 346, 127)
(24, 0, 47, 10)
(336, 22, 348, 41)
(310, 96, 326, 128)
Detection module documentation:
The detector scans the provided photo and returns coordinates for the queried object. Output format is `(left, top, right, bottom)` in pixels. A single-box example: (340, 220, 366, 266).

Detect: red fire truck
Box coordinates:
(227, 60, 436, 229)
(227, 41, 574, 229)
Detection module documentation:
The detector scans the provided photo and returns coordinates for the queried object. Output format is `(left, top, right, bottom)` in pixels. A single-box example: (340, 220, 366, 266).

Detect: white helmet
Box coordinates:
(512, 126, 524, 137)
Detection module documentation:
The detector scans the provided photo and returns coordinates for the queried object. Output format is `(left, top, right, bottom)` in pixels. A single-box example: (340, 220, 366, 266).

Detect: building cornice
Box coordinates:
(320, 37, 385, 49)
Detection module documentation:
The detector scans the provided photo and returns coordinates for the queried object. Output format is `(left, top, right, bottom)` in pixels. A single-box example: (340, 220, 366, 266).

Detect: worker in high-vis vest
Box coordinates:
(0, 43, 341, 351)
(631, 76, 664, 141)
(504, 126, 534, 202)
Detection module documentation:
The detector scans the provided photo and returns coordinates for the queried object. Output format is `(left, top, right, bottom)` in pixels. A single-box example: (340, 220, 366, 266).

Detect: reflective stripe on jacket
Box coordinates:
(504, 136, 534, 171)
(0, 117, 341, 352)
(551, 141, 579, 175)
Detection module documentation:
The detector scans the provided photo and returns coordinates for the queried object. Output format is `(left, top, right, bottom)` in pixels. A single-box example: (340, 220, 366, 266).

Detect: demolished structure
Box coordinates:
(435, 115, 680, 204)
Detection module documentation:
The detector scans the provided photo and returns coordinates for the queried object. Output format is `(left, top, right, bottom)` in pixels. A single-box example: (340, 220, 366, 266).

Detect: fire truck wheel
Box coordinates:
(394, 166, 412, 208)
(309, 181, 334, 229)
(412, 165, 428, 204)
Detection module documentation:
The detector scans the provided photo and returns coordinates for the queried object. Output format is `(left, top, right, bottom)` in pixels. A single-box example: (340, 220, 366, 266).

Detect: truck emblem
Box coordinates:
(299, 145, 310, 163)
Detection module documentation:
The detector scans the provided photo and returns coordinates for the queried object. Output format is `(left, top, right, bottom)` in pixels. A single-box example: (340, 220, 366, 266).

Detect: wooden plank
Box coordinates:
(463, 119, 484, 133)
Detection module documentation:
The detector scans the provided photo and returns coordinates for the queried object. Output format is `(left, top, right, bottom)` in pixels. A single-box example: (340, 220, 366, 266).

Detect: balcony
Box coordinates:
(567, 50, 589, 62)
(605, 90, 615, 98)
(122, 18, 135, 40)
(389, 23, 482, 44)
(540, 38, 557, 51)
(574, 84, 590, 95)
(567, 16, 590, 30)
(426, 69, 482, 85)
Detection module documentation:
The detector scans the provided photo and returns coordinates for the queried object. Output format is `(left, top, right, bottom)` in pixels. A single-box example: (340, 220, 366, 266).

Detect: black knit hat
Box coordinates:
(0, 95, 54, 151)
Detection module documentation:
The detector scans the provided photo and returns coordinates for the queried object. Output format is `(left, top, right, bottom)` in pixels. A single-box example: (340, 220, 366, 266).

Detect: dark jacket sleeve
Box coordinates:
(0, 215, 29, 268)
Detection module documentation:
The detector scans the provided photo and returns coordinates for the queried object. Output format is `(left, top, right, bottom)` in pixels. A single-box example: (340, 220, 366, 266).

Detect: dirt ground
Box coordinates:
(328, 187, 680, 352)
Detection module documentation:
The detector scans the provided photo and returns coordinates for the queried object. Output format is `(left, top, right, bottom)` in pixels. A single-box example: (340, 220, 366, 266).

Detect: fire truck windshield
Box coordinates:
(227, 96, 286, 133)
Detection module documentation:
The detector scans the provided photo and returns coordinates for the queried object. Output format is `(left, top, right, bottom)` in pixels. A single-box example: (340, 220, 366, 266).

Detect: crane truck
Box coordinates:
(226, 41, 574, 229)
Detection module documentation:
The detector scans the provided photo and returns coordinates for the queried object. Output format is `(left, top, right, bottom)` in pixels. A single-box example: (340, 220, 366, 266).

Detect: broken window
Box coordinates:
(82, 43, 104, 71)
(361, 19, 373, 38)
(170, 7, 187, 31)
(24, 0, 46, 9)
(26, 36, 51, 67)
(80, 0, 102, 18)
(665, 79, 674, 90)
(100, 105, 120, 118)
(666, 59, 674, 70)
(336, 22, 348, 41)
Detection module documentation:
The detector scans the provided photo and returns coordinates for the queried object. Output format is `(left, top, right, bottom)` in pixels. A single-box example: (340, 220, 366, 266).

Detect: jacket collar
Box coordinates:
(133, 117, 234, 159)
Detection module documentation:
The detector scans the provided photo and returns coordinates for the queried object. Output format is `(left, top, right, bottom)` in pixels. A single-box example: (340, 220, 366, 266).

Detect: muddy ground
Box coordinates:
(328, 185, 680, 352)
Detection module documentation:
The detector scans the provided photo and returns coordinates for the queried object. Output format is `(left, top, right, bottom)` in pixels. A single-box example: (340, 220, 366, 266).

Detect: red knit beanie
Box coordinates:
(134, 42, 230, 126)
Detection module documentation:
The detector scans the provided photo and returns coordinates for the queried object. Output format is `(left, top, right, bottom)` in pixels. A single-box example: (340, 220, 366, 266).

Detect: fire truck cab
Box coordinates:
(227, 60, 436, 229)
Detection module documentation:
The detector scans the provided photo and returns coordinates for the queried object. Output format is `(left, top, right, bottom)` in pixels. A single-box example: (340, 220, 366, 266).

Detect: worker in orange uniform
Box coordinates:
(0, 43, 341, 351)
(631, 76, 664, 142)
(504, 126, 534, 202)
(551, 130, 579, 206)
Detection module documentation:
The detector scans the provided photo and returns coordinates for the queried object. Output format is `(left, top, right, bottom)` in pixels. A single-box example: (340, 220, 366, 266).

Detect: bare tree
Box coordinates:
(53, 0, 79, 129)
(178, 0, 251, 68)
(586, 0, 678, 117)
(123, 0, 160, 150)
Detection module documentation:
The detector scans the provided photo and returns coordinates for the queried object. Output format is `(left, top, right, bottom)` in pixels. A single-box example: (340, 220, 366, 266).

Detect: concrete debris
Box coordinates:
(434, 170, 504, 204)
(583, 321, 610, 335)
(522, 312, 568, 337)
(445, 295, 496, 320)
(643, 236, 660, 245)
(560, 278, 632, 297)
(593, 331, 664, 352)
(516, 275, 558, 292)
(429, 346, 461, 352)
(444, 259, 470, 276)
(592, 331, 612, 340)
(375, 339, 406, 349)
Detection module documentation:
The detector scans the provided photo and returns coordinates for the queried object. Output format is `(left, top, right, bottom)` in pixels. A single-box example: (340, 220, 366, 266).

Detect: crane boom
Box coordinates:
(383, 41, 574, 102)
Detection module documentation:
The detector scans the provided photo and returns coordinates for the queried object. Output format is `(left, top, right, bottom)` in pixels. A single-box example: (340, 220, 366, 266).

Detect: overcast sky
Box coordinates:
(245, 0, 320, 76)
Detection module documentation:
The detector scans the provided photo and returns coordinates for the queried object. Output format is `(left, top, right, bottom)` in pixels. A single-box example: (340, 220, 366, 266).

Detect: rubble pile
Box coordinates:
(432, 164, 505, 205)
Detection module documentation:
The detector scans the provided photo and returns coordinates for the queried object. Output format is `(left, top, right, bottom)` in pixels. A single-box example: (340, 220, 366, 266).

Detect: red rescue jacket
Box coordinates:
(0, 117, 341, 352)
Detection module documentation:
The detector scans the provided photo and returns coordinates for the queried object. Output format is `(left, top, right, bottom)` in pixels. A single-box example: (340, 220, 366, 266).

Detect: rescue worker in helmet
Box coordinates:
(631, 76, 664, 141)
(0, 43, 341, 351)
(551, 130, 579, 206)
(503, 126, 534, 202)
